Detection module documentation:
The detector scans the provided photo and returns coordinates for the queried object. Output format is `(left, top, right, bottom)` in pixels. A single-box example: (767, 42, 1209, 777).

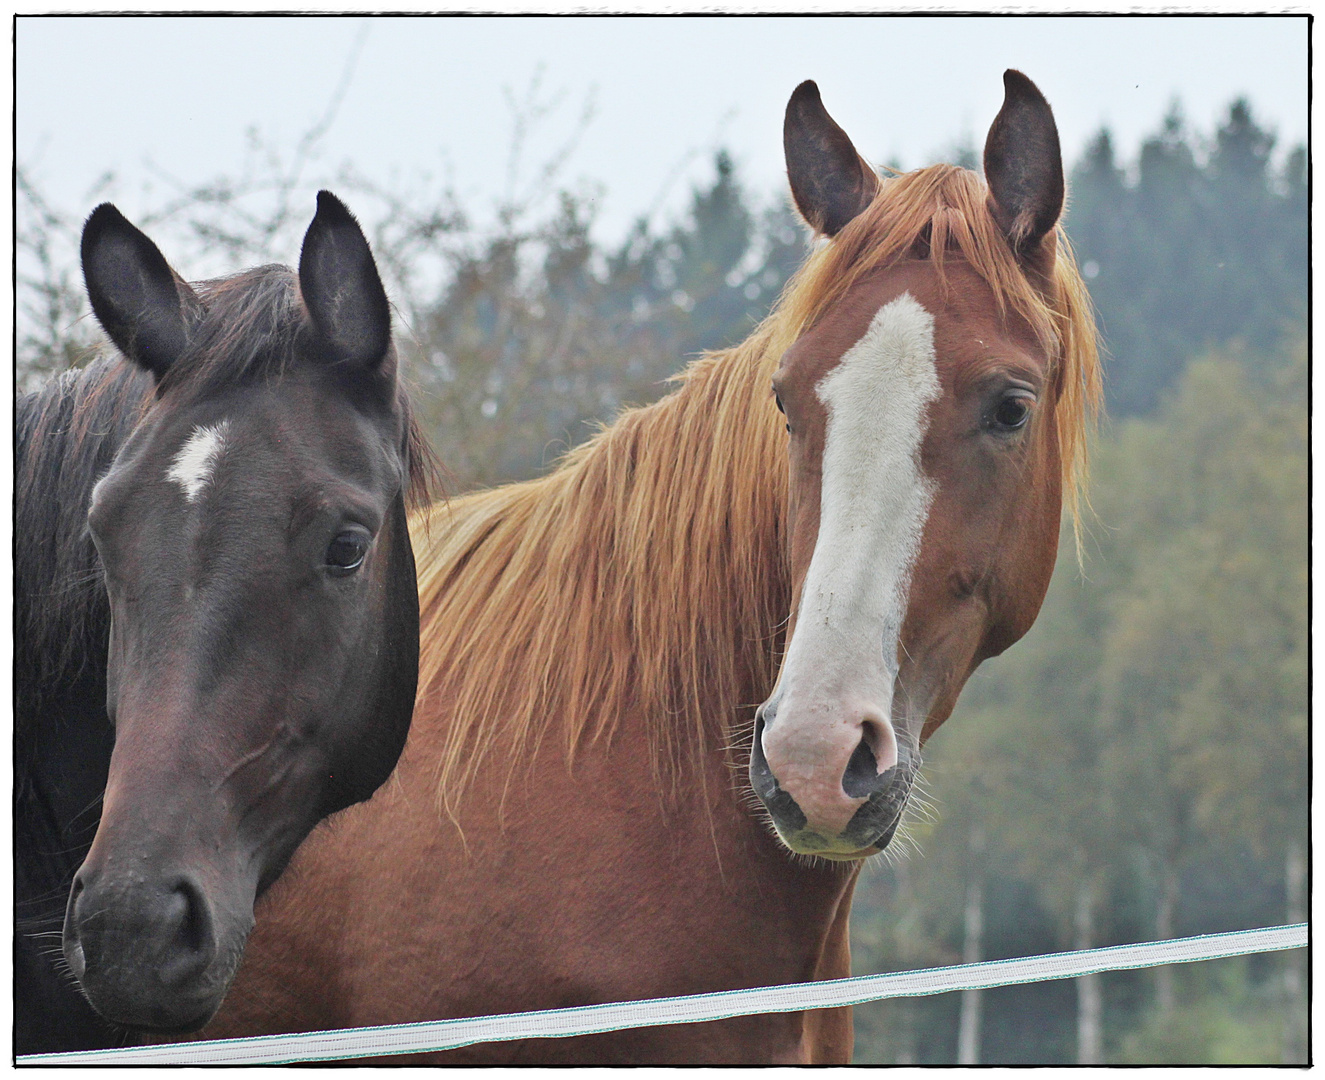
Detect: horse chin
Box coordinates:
(772, 800, 906, 861)
(74, 973, 233, 1036)
(815, 848, 882, 863)
(120, 998, 225, 1036)
(75, 941, 246, 1035)
(773, 831, 887, 861)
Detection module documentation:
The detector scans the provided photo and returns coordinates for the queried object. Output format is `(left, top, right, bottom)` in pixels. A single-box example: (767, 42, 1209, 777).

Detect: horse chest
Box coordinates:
(202, 708, 859, 1063)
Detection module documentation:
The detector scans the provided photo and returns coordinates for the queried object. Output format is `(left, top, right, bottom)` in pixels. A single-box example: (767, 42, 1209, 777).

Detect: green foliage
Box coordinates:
(1115, 957, 1292, 1064)
(1096, 344, 1308, 860)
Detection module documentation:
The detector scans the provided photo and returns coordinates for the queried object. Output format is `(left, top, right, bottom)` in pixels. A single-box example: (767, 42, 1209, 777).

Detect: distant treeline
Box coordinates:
(20, 96, 1305, 482)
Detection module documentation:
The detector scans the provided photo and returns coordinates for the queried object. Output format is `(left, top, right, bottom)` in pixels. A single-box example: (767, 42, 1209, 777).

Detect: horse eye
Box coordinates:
(990, 393, 1033, 433)
(325, 529, 371, 576)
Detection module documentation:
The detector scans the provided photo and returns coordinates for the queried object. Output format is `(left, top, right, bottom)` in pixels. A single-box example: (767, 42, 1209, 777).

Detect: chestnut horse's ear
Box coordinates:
(784, 80, 881, 237)
(299, 190, 392, 372)
(983, 70, 1064, 258)
(81, 204, 200, 381)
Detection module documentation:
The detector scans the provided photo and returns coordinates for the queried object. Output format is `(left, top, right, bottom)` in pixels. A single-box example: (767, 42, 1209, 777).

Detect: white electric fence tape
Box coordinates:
(20, 923, 1306, 1065)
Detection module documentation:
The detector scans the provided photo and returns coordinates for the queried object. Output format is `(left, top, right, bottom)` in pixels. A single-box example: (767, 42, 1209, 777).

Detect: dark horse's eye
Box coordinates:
(325, 528, 371, 576)
(989, 392, 1034, 433)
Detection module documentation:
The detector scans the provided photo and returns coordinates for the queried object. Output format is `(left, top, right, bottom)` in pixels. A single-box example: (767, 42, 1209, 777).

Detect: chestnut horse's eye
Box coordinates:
(989, 392, 1034, 433)
(325, 528, 371, 576)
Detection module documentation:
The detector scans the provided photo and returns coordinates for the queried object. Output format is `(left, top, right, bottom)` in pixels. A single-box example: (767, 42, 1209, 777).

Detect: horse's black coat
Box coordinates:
(15, 194, 438, 1053)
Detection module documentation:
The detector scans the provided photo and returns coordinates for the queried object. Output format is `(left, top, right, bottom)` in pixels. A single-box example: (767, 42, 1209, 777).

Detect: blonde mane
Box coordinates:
(412, 163, 1101, 814)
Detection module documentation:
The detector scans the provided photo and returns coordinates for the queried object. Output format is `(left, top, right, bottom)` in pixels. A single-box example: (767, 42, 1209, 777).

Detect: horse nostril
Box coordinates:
(842, 720, 900, 800)
(159, 877, 218, 986)
(749, 710, 808, 832)
(62, 876, 88, 981)
(750, 712, 774, 795)
(843, 738, 884, 799)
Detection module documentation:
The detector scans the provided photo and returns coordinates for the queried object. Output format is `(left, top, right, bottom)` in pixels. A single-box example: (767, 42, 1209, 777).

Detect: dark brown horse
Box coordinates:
(15, 192, 435, 1049)
(198, 71, 1099, 1063)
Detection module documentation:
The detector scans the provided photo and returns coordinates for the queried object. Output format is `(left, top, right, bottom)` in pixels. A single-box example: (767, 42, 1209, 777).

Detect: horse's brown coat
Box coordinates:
(194, 74, 1099, 1063)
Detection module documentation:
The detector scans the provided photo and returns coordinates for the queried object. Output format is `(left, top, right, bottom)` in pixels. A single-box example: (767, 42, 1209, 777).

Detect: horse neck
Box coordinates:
(415, 327, 792, 809)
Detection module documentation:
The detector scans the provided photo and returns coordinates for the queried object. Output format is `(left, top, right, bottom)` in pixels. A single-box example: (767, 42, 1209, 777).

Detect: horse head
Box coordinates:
(62, 192, 423, 1030)
(751, 72, 1088, 859)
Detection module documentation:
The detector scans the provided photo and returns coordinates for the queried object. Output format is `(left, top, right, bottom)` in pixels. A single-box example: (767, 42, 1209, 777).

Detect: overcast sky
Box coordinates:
(16, 14, 1309, 247)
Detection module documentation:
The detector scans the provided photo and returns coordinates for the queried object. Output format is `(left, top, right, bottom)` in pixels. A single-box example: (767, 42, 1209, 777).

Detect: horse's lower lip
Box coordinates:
(778, 836, 883, 860)
(117, 996, 223, 1035)
(811, 846, 883, 862)
(150, 1012, 216, 1035)
(773, 825, 893, 860)
(129, 1017, 214, 1037)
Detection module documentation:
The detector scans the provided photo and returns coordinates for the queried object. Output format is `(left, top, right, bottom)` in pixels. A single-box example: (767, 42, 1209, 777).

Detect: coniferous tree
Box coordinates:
(1065, 100, 1304, 416)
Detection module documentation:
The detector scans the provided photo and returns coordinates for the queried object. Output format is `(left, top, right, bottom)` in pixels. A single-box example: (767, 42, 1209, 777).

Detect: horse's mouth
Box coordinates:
(64, 883, 252, 1036)
(752, 737, 915, 859)
(78, 984, 224, 1037)
(750, 709, 919, 859)
(772, 797, 907, 859)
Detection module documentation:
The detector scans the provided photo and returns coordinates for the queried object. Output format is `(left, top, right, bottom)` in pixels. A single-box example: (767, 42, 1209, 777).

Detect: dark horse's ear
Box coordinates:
(298, 191, 392, 372)
(983, 70, 1064, 261)
(784, 80, 880, 237)
(81, 204, 200, 381)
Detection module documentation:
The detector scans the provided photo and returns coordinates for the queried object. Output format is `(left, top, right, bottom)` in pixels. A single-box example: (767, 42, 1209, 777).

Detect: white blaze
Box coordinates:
(166, 421, 230, 503)
(766, 293, 941, 786)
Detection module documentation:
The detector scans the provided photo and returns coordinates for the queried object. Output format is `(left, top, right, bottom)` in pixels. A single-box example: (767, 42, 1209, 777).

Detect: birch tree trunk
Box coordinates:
(1281, 839, 1306, 1064)
(1075, 879, 1103, 1065)
(956, 825, 986, 1065)
(1154, 862, 1178, 1015)
(893, 861, 919, 1065)
(894, 999, 917, 1066)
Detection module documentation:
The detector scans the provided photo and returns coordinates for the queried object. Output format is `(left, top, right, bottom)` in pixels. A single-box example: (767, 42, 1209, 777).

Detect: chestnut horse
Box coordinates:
(198, 71, 1099, 1062)
(15, 193, 435, 1050)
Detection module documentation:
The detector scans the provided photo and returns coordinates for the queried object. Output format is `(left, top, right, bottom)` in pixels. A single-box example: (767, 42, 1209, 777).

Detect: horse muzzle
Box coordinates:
(62, 859, 254, 1032)
(749, 697, 919, 858)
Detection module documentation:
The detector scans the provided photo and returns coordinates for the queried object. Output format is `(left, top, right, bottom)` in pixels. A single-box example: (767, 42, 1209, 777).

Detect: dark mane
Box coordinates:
(15, 357, 152, 733)
(13, 355, 141, 1052)
(157, 265, 303, 399)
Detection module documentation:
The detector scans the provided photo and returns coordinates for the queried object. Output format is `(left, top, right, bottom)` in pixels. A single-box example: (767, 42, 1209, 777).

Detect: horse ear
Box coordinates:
(784, 80, 880, 237)
(983, 70, 1064, 259)
(298, 191, 392, 371)
(81, 204, 199, 380)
